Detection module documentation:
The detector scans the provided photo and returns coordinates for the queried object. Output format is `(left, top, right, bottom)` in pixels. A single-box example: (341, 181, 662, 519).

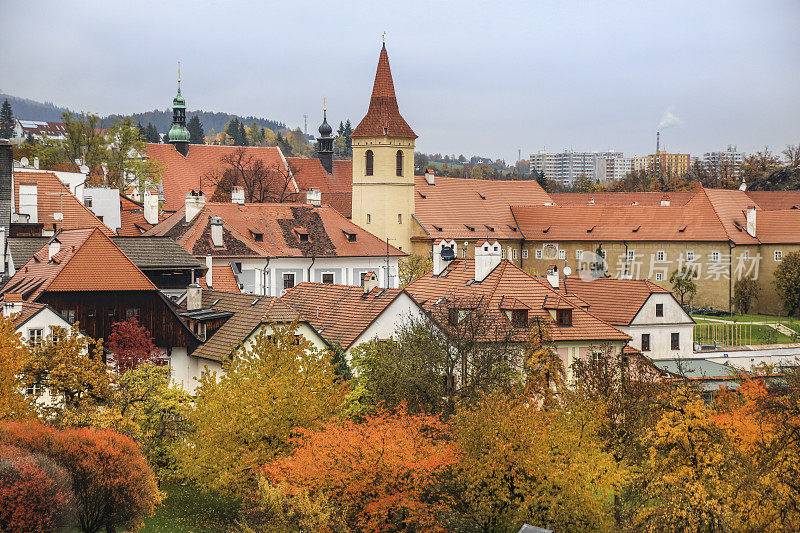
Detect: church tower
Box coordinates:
(168, 66, 190, 157)
(316, 104, 334, 174)
(351, 42, 417, 252)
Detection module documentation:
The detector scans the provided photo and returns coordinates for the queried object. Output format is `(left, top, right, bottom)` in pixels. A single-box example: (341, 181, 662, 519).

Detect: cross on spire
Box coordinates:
(178, 60, 182, 90)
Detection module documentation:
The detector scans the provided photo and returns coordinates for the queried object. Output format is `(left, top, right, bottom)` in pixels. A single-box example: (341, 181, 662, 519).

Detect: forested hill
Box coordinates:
(0, 93, 287, 134)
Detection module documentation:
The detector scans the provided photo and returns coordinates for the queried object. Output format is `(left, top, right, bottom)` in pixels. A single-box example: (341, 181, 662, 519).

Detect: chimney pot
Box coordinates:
(186, 283, 202, 311)
(746, 206, 756, 237)
(306, 189, 321, 207)
(185, 191, 206, 223)
(231, 186, 245, 205)
(433, 239, 457, 276)
(363, 271, 378, 293)
(143, 190, 159, 225)
(210, 217, 223, 247)
(546, 264, 559, 289)
(48, 240, 61, 261)
(474, 240, 501, 282)
(424, 169, 435, 185)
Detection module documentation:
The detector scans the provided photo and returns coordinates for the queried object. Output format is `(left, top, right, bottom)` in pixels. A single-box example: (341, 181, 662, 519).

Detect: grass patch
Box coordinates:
(694, 323, 798, 345)
(142, 483, 242, 533)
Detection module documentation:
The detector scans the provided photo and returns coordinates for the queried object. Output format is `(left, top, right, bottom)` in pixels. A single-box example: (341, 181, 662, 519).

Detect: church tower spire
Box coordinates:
(350, 41, 417, 254)
(316, 98, 334, 174)
(168, 62, 190, 157)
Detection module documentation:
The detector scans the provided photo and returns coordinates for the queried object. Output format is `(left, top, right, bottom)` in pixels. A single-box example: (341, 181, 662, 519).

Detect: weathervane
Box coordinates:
(382, 31, 386, 43)
(178, 60, 181, 90)
(323, 96, 327, 112)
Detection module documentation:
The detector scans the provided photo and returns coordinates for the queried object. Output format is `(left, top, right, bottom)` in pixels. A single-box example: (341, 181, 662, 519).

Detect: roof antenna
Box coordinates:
(382, 31, 387, 49)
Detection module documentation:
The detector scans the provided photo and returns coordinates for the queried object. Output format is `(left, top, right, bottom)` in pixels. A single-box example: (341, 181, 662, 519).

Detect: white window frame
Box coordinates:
(711, 251, 720, 263)
(321, 272, 335, 284)
(501, 248, 506, 259)
(558, 249, 566, 260)
(28, 328, 44, 345)
(656, 272, 663, 281)
(512, 248, 518, 260)
(656, 250, 665, 262)
(576, 249, 583, 260)
(627, 249, 635, 262)
(366, 214, 371, 224)
(522, 249, 528, 259)
(686, 250, 695, 262)
(535, 249, 542, 259)
(775, 250, 783, 261)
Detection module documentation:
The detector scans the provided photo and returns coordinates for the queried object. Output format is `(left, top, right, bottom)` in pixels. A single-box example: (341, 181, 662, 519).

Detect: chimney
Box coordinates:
(210, 217, 223, 247)
(0, 140, 13, 236)
(306, 189, 321, 207)
(143, 190, 159, 225)
(424, 168, 435, 185)
(546, 264, 559, 289)
(363, 271, 378, 293)
(186, 283, 202, 311)
(48, 239, 61, 261)
(474, 240, 501, 282)
(231, 186, 245, 205)
(2, 294, 23, 317)
(205, 255, 213, 289)
(185, 190, 205, 223)
(660, 194, 670, 207)
(432, 239, 457, 276)
(33, 157, 39, 170)
(746, 206, 756, 237)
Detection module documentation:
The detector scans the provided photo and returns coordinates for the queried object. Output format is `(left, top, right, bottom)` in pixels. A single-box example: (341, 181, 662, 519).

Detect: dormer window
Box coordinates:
(251, 231, 264, 242)
(295, 229, 310, 242)
(556, 308, 572, 326)
(344, 231, 357, 242)
(511, 309, 528, 327)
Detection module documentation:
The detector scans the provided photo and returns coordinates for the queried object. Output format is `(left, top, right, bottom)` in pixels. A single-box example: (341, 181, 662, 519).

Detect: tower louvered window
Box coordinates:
(366, 150, 374, 176)
(396, 150, 403, 176)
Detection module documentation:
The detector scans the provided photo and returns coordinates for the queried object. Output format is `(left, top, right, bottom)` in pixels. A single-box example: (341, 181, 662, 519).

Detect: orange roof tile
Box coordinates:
(199, 264, 242, 293)
(554, 277, 674, 326)
(146, 202, 404, 259)
(746, 190, 800, 211)
(286, 157, 353, 218)
(279, 282, 410, 348)
(144, 144, 289, 211)
(407, 259, 629, 343)
(13, 172, 113, 236)
(414, 175, 552, 240)
(352, 45, 417, 139)
(0, 228, 157, 301)
(753, 210, 800, 243)
(551, 191, 696, 207)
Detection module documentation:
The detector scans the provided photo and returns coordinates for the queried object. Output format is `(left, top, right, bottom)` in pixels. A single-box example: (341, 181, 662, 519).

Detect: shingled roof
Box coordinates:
(414, 175, 552, 240)
(407, 259, 629, 343)
(351, 45, 417, 139)
(111, 237, 205, 270)
(0, 228, 157, 301)
(145, 202, 405, 259)
(279, 282, 411, 349)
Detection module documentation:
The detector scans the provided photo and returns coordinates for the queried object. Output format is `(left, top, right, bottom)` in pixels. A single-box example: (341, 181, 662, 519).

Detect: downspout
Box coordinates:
(623, 241, 629, 278)
(728, 240, 735, 315)
(307, 256, 316, 283)
(262, 257, 270, 296)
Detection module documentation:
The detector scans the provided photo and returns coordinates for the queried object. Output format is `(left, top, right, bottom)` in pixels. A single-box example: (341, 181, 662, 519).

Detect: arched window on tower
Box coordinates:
(396, 150, 403, 177)
(366, 150, 374, 176)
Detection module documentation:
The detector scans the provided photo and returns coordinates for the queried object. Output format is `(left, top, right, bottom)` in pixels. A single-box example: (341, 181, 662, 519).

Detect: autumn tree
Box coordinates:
(446, 391, 619, 532)
(104, 116, 163, 194)
(181, 323, 345, 496)
(670, 267, 697, 306)
(0, 421, 161, 533)
(0, 444, 74, 532)
(523, 322, 564, 407)
(58, 111, 108, 171)
(0, 315, 34, 421)
(264, 404, 458, 531)
(206, 146, 298, 203)
(399, 253, 432, 287)
(106, 318, 162, 373)
(733, 277, 760, 314)
(774, 251, 800, 316)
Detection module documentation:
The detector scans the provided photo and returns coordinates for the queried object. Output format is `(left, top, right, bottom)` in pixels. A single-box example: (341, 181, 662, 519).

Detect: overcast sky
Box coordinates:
(2, 0, 798, 161)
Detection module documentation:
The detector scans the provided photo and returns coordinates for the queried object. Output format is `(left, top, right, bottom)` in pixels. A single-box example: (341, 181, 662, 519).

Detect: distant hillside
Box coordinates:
(0, 93, 287, 134)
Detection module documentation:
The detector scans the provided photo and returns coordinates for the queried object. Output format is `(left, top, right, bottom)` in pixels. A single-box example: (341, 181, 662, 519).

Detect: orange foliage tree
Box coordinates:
(106, 318, 163, 373)
(264, 404, 459, 532)
(0, 315, 34, 421)
(0, 421, 162, 533)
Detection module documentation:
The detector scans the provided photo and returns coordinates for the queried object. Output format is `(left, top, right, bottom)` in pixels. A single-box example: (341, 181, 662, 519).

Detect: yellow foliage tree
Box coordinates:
(0, 315, 34, 421)
(180, 323, 346, 496)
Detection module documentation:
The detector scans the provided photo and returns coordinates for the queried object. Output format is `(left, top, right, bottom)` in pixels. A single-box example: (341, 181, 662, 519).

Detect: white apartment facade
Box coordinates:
(530, 150, 628, 185)
(703, 145, 745, 177)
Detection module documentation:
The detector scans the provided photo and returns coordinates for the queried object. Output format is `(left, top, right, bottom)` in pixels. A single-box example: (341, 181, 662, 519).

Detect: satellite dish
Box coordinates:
(440, 246, 455, 261)
(80, 165, 90, 174)
(20, 157, 29, 166)
(563, 266, 572, 276)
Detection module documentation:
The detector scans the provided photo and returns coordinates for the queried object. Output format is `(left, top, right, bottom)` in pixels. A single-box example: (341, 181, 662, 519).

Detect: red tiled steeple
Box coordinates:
(352, 44, 417, 139)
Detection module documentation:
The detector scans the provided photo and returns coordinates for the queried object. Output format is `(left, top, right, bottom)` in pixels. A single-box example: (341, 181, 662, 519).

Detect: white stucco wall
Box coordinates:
(83, 187, 121, 232)
(626, 293, 695, 358)
(16, 307, 74, 342)
(346, 293, 427, 357)
(168, 347, 223, 394)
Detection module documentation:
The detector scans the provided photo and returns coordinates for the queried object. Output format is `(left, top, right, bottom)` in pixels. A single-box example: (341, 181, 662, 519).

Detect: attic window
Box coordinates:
(507, 225, 518, 232)
(295, 229, 310, 242)
(632, 225, 640, 232)
(678, 225, 687, 232)
(542, 226, 550, 233)
(477, 192, 486, 200)
(251, 231, 264, 242)
(465, 224, 475, 232)
(484, 225, 495, 232)
(556, 308, 573, 326)
(432, 224, 442, 232)
(587, 225, 596, 233)
(418, 191, 427, 199)
(511, 309, 528, 328)
(343, 231, 357, 242)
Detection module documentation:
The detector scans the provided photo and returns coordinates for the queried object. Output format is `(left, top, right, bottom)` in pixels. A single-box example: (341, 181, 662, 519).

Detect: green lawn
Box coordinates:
(141, 484, 242, 533)
(693, 321, 798, 345)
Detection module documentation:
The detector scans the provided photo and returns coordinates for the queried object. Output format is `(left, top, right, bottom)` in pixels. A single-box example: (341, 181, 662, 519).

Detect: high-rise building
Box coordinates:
(647, 150, 691, 178)
(703, 145, 745, 177)
(530, 150, 621, 185)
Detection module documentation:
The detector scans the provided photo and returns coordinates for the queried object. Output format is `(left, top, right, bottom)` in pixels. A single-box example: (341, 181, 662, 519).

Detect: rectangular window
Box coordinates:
(627, 249, 635, 261)
(656, 272, 663, 281)
(686, 250, 695, 261)
(297, 233, 309, 242)
(522, 249, 528, 259)
(535, 249, 542, 259)
(558, 249, 566, 260)
(656, 303, 664, 317)
(641, 333, 651, 351)
(511, 309, 528, 327)
(512, 248, 518, 260)
(556, 309, 572, 326)
(656, 250, 665, 262)
(711, 251, 720, 263)
(126, 307, 140, 320)
(775, 250, 783, 261)
(283, 273, 295, 290)
(461, 248, 467, 258)
(322, 273, 334, 284)
(253, 233, 264, 242)
(28, 328, 43, 346)
(671, 332, 680, 350)
(366, 214, 371, 224)
(591, 351, 603, 365)
(501, 249, 506, 259)
(85, 197, 93, 208)
(61, 309, 76, 323)
(398, 213, 402, 224)
(25, 381, 41, 396)
(576, 250, 583, 260)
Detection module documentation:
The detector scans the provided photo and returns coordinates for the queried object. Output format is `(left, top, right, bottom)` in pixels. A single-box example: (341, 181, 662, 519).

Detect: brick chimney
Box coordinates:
(306, 189, 321, 207)
(185, 190, 205, 223)
(424, 168, 435, 185)
(474, 240, 501, 282)
(2, 293, 23, 317)
(433, 239, 457, 276)
(205, 255, 213, 289)
(231, 186, 245, 205)
(186, 283, 202, 311)
(546, 264, 559, 289)
(143, 190, 159, 225)
(0, 139, 13, 236)
(746, 206, 756, 237)
(363, 271, 378, 293)
(210, 217, 223, 247)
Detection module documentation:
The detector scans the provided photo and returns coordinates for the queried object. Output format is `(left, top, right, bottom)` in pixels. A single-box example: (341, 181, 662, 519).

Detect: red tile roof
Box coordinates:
(554, 277, 673, 326)
(199, 264, 242, 293)
(0, 228, 157, 301)
(414, 175, 552, 240)
(279, 282, 409, 348)
(753, 210, 800, 243)
(286, 157, 354, 218)
(13, 172, 113, 236)
(351, 46, 417, 139)
(145, 202, 405, 259)
(407, 259, 629, 343)
(551, 192, 696, 207)
(746, 190, 800, 211)
(118, 195, 167, 236)
(144, 144, 289, 211)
